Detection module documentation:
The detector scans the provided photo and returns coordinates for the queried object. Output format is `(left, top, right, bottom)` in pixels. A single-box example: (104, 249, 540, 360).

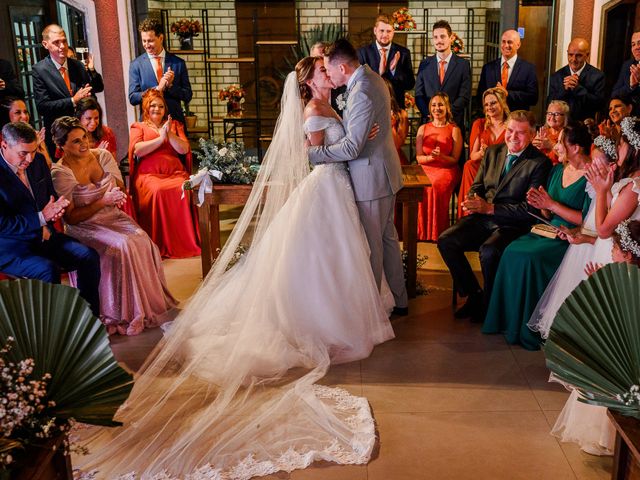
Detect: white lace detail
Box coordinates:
(75, 386, 374, 480)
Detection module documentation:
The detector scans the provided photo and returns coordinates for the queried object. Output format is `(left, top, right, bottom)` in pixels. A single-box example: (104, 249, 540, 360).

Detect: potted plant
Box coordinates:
(170, 18, 202, 50)
(0, 279, 134, 479)
(218, 84, 246, 116)
(183, 102, 197, 129)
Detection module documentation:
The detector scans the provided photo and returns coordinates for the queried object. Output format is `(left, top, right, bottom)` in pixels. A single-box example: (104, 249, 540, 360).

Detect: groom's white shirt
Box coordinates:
(307, 64, 404, 202)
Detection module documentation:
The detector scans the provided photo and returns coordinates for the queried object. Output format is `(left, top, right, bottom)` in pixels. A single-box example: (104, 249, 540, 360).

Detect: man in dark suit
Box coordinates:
(415, 19, 471, 129)
(357, 14, 415, 109)
(129, 17, 193, 124)
(612, 30, 640, 114)
(0, 122, 100, 316)
(437, 111, 551, 322)
(547, 38, 605, 121)
(32, 24, 104, 157)
(0, 58, 24, 101)
(477, 30, 538, 112)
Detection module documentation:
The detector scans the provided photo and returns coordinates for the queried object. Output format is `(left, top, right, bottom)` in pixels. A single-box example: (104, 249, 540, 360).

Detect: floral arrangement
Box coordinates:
(404, 92, 416, 110)
(392, 8, 417, 31)
(170, 19, 202, 39)
(451, 33, 464, 54)
(218, 84, 246, 102)
(185, 139, 259, 188)
(0, 337, 71, 469)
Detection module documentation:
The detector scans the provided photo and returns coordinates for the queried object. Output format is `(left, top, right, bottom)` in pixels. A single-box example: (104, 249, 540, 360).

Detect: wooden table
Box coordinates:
(195, 167, 430, 298)
(608, 410, 640, 480)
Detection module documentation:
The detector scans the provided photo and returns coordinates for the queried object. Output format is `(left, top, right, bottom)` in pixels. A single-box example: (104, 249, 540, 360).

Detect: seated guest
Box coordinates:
(129, 89, 200, 258)
(482, 121, 592, 349)
(51, 117, 176, 335)
(437, 111, 552, 322)
(547, 38, 605, 122)
(532, 100, 569, 164)
(0, 96, 52, 167)
(458, 87, 509, 217)
(74, 97, 117, 159)
(611, 30, 640, 114)
(387, 79, 409, 164)
(0, 122, 100, 315)
(416, 92, 462, 241)
(477, 30, 538, 112)
(599, 95, 633, 137)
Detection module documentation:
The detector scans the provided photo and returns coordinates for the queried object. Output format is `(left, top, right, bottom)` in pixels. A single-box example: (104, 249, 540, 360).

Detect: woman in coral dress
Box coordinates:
(129, 89, 200, 258)
(457, 87, 508, 217)
(531, 100, 569, 165)
(416, 92, 462, 241)
(51, 116, 177, 335)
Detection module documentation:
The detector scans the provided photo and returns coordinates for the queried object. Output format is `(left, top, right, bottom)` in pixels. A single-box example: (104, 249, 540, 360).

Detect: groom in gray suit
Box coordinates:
(307, 39, 408, 314)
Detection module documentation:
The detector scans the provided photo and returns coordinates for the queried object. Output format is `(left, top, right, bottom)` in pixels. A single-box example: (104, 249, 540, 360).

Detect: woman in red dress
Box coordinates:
(531, 100, 568, 165)
(457, 87, 509, 217)
(128, 89, 200, 258)
(416, 92, 462, 241)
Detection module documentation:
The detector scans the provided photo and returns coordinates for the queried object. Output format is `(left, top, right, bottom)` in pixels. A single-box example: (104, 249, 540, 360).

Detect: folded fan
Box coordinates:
(543, 262, 640, 419)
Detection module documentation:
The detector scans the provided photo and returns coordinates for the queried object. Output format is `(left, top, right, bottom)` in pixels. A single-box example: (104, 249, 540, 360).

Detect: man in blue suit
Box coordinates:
(0, 122, 101, 316)
(547, 38, 605, 121)
(612, 31, 640, 114)
(129, 18, 192, 124)
(357, 14, 415, 109)
(415, 19, 471, 130)
(32, 24, 104, 157)
(477, 30, 538, 112)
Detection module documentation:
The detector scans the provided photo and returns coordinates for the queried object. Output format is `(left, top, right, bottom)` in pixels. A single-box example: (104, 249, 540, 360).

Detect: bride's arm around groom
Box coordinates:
(307, 39, 408, 314)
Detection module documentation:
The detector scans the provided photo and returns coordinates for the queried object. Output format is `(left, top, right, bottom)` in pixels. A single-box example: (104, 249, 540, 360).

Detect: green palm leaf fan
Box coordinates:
(0, 279, 133, 426)
(543, 262, 640, 418)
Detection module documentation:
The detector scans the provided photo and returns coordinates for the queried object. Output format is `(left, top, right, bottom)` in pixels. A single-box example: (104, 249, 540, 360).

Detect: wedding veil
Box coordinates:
(78, 72, 376, 479)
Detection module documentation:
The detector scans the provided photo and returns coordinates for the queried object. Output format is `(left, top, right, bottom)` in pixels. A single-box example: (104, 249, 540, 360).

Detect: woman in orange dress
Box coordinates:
(531, 100, 569, 165)
(129, 89, 200, 258)
(416, 92, 462, 241)
(457, 87, 508, 217)
(75, 97, 118, 160)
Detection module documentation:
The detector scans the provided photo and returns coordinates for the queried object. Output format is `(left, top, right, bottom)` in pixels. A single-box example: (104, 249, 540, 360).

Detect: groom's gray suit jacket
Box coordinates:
(307, 65, 403, 201)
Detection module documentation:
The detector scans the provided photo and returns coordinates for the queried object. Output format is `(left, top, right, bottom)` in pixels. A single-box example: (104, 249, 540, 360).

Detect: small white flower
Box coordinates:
(218, 147, 228, 156)
(335, 94, 347, 111)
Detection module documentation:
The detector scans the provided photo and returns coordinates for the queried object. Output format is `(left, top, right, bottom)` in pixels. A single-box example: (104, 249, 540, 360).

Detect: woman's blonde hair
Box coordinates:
(482, 87, 509, 128)
(295, 56, 320, 105)
(429, 92, 454, 124)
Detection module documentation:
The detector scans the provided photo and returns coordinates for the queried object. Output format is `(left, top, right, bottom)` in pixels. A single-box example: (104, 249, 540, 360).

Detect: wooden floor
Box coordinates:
(107, 242, 612, 480)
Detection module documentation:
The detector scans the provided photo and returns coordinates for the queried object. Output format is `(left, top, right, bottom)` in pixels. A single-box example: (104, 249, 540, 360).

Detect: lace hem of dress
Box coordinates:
(74, 385, 375, 480)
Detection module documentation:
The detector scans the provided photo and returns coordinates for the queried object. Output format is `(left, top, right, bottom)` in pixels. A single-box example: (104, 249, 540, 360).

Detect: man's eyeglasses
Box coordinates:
(546, 112, 565, 118)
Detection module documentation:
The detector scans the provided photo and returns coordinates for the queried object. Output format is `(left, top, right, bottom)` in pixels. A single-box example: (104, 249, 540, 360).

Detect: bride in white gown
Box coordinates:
(77, 58, 395, 479)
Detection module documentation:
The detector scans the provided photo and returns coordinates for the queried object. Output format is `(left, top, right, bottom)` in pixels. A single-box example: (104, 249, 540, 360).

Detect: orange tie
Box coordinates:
(501, 61, 509, 87)
(154, 56, 164, 84)
(439, 60, 446, 84)
(59, 66, 72, 95)
(379, 48, 387, 75)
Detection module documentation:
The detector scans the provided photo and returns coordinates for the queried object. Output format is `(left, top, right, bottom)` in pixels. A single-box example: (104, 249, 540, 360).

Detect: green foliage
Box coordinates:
(280, 24, 347, 79)
(192, 139, 260, 185)
(544, 263, 640, 418)
(401, 250, 429, 296)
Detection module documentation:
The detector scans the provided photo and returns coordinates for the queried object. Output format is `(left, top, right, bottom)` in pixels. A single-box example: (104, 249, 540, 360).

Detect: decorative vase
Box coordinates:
(226, 99, 243, 117)
(179, 35, 193, 50)
(10, 434, 72, 480)
(185, 115, 197, 129)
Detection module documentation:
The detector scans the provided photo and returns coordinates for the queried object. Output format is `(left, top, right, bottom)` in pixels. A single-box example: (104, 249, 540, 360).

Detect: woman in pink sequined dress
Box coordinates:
(51, 116, 176, 335)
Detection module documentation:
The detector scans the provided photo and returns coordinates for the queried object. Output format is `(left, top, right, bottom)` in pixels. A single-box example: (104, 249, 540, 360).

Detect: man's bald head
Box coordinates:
(567, 37, 590, 71)
(501, 30, 521, 60)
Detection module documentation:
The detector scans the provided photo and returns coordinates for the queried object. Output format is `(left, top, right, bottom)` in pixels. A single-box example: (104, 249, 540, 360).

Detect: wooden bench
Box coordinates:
(608, 410, 640, 479)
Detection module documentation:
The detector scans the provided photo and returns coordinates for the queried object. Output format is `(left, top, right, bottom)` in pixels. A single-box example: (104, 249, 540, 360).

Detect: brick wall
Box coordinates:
(145, 1, 500, 123)
(148, 0, 240, 120)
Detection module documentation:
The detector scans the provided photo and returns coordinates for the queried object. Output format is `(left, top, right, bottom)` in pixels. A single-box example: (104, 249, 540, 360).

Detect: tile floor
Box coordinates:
(110, 243, 612, 480)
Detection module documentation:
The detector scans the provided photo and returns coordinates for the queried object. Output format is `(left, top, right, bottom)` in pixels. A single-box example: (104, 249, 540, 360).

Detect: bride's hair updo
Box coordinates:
(295, 56, 319, 104)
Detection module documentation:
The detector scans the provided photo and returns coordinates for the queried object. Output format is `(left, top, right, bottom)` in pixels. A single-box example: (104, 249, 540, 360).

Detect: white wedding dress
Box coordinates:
(76, 74, 395, 479)
(529, 176, 640, 455)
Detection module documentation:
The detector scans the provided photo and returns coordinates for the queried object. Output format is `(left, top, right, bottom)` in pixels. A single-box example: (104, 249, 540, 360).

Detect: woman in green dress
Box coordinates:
(483, 121, 593, 349)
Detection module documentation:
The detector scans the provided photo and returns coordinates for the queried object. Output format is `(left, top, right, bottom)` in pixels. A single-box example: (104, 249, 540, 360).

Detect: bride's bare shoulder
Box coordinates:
(303, 99, 325, 119)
